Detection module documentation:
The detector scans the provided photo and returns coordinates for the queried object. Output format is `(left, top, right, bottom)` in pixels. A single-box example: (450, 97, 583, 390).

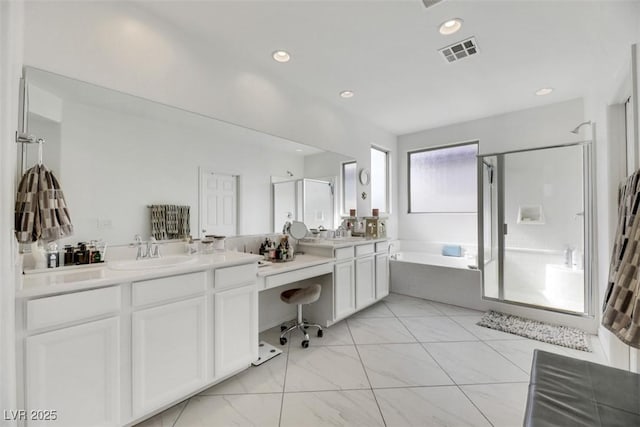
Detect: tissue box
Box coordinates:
(442, 245, 462, 257)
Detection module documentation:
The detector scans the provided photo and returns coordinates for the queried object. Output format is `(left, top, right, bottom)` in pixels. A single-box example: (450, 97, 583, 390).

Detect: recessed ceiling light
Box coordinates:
(295, 149, 303, 152)
(340, 90, 354, 98)
(439, 18, 463, 35)
(535, 87, 554, 96)
(272, 50, 291, 63)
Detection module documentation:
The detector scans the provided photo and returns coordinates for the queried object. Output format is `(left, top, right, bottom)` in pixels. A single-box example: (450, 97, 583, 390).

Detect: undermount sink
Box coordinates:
(108, 255, 198, 271)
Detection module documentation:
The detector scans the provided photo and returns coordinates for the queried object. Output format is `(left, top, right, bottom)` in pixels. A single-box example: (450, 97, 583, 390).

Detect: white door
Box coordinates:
(132, 297, 207, 416)
(25, 317, 120, 427)
(214, 284, 258, 377)
(334, 260, 356, 319)
(375, 253, 390, 299)
(199, 170, 237, 237)
(355, 256, 376, 309)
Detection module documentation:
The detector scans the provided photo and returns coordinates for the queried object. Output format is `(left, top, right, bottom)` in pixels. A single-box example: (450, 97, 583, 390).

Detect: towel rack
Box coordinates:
(16, 132, 46, 173)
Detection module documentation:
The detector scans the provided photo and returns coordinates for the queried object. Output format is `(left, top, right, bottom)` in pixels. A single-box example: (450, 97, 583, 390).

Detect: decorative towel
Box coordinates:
(150, 204, 190, 240)
(15, 164, 73, 243)
(602, 170, 640, 348)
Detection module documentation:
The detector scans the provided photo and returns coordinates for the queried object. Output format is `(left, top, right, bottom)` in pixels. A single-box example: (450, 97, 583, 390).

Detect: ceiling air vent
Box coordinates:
(438, 37, 479, 63)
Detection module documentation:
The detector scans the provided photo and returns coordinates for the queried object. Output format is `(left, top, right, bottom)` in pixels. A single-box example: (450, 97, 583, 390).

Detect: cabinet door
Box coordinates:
(334, 260, 356, 319)
(355, 256, 376, 309)
(214, 284, 258, 377)
(26, 317, 120, 427)
(132, 297, 206, 416)
(375, 253, 390, 299)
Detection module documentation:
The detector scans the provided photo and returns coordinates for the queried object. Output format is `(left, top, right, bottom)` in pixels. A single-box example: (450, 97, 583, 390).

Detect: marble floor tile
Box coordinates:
(384, 294, 444, 317)
(285, 345, 370, 392)
(423, 341, 529, 384)
(173, 394, 281, 427)
(134, 401, 187, 427)
(486, 339, 568, 374)
(347, 317, 416, 344)
(450, 315, 527, 341)
(200, 352, 287, 395)
(374, 386, 491, 427)
(280, 390, 384, 427)
(461, 383, 529, 427)
(357, 343, 453, 388)
(352, 301, 395, 318)
(400, 316, 478, 342)
(305, 320, 354, 346)
(430, 301, 483, 316)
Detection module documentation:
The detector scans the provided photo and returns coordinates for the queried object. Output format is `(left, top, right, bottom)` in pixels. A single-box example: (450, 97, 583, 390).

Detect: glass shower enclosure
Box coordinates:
(478, 142, 593, 315)
(272, 178, 335, 232)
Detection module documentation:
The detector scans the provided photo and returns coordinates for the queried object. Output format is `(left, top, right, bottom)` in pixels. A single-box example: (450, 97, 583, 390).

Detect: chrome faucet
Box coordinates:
(147, 236, 161, 258)
(134, 234, 147, 260)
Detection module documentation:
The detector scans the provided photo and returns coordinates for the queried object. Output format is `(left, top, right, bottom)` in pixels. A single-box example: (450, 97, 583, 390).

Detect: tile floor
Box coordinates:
(136, 293, 608, 427)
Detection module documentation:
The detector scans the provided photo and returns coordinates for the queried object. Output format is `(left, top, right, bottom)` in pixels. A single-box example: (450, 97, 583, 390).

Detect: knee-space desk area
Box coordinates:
(256, 239, 390, 334)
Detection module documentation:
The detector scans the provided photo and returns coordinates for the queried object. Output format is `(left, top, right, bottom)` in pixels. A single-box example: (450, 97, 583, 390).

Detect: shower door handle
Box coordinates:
(503, 224, 508, 235)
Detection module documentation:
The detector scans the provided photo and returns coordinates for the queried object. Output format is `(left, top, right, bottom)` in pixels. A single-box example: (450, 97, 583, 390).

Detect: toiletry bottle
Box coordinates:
(64, 245, 74, 266)
(47, 242, 59, 268)
(32, 242, 47, 270)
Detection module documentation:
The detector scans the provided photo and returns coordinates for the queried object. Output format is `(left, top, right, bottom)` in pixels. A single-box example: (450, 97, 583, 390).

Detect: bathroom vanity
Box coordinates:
(15, 252, 261, 427)
(15, 238, 389, 426)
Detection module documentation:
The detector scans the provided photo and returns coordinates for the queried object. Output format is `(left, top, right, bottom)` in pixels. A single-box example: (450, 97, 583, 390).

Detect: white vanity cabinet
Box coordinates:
(23, 286, 122, 427)
(214, 284, 258, 376)
(25, 317, 120, 427)
(375, 241, 390, 299)
(354, 243, 376, 309)
(333, 260, 356, 319)
(18, 256, 260, 427)
(375, 253, 390, 299)
(132, 296, 207, 416)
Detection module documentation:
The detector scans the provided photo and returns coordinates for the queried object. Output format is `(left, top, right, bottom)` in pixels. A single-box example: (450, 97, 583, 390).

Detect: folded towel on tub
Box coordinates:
(442, 245, 462, 257)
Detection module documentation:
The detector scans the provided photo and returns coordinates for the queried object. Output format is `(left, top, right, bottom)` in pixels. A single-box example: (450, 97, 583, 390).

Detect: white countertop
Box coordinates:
(18, 252, 262, 299)
(297, 237, 387, 249)
(257, 254, 334, 277)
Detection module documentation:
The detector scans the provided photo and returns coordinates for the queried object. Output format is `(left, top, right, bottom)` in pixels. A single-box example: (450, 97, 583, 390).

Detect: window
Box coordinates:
(408, 142, 477, 213)
(342, 161, 357, 215)
(371, 146, 389, 214)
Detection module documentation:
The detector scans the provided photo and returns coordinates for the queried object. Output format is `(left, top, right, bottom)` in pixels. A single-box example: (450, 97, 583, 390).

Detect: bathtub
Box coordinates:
(389, 251, 484, 310)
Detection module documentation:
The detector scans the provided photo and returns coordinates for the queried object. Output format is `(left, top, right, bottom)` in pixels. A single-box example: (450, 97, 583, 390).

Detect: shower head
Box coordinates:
(570, 121, 592, 134)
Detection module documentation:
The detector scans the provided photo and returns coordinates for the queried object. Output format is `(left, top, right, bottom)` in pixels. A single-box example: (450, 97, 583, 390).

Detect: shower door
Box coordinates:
(479, 143, 592, 315)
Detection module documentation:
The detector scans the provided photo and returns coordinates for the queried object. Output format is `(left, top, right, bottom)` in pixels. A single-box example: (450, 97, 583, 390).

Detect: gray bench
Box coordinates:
(524, 350, 640, 426)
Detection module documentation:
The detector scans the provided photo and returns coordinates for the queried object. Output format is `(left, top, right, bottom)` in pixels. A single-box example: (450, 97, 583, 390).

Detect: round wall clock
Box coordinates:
(359, 168, 370, 185)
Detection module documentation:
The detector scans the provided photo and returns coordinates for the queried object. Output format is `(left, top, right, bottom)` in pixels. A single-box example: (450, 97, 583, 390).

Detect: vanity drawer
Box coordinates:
(133, 271, 207, 307)
(264, 263, 333, 290)
(27, 286, 121, 330)
(215, 263, 257, 290)
(334, 247, 355, 260)
(355, 244, 375, 257)
(375, 241, 389, 253)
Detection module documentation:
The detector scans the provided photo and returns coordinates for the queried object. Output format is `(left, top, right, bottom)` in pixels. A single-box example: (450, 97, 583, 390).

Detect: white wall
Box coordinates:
(0, 1, 23, 423)
(22, 1, 397, 218)
(54, 100, 305, 246)
(397, 99, 584, 247)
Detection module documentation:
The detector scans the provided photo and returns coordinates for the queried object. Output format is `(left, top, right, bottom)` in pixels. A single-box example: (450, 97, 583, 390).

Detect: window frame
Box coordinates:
(370, 145, 390, 215)
(341, 160, 357, 216)
(407, 141, 478, 214)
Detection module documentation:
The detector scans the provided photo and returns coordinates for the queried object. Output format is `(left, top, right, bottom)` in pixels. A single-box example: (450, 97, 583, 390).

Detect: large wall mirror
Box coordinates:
(21, 67, 354, 246)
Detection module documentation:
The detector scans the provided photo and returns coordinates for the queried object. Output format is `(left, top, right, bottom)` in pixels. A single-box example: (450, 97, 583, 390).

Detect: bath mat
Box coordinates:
(477, 311, 592, 352)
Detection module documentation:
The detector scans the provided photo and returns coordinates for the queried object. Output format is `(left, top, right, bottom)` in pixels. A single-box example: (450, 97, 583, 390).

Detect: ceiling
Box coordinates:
(137, 0, 640, 136)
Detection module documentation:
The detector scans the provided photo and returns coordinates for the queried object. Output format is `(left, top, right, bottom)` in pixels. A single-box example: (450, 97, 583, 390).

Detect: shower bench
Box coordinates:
(524, 350, 640, 426)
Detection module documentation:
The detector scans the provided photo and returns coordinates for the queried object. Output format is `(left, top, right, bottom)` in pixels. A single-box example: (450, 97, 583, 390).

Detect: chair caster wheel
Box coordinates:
(280, 325, 287, 332)
(301, 340, 309, 348)
(280, 337, 287, 345)
(317, 329, 323, 338)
